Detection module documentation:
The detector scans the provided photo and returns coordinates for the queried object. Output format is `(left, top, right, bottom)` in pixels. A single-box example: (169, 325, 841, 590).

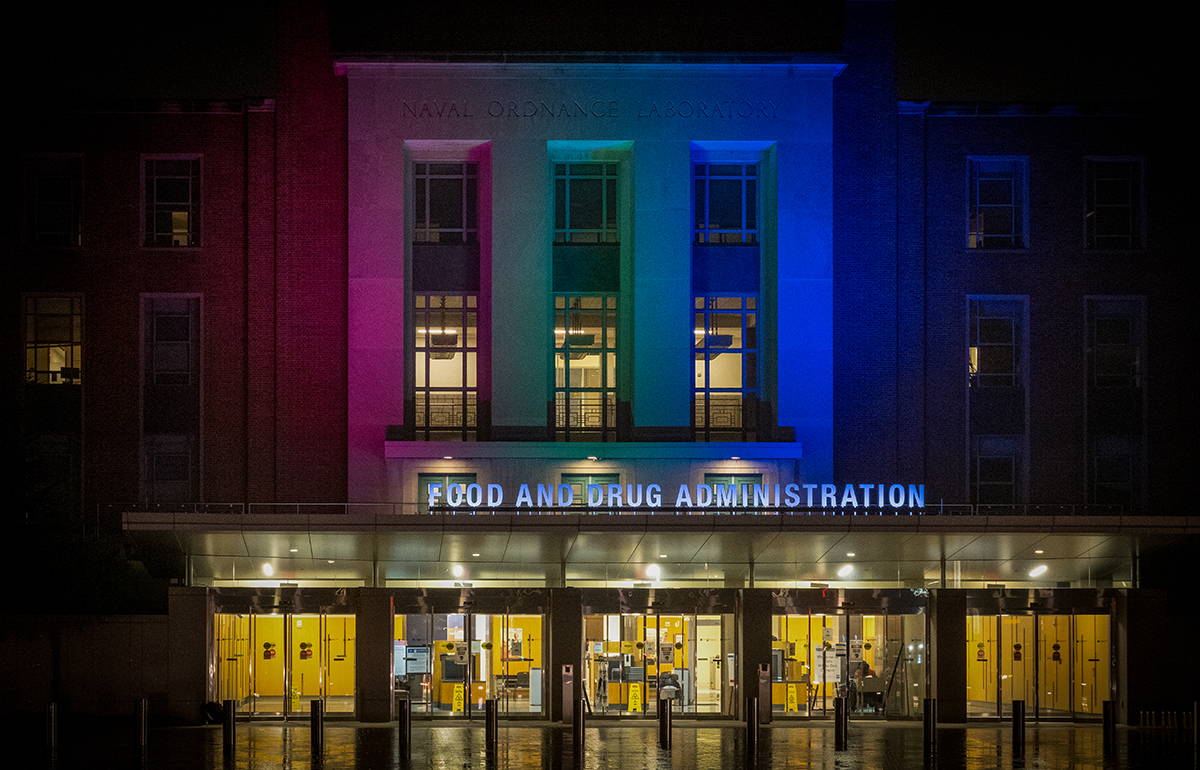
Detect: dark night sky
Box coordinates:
(4, 2, 1190, 103)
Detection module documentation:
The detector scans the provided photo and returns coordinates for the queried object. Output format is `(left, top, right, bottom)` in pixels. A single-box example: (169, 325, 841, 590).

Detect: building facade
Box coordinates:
(5, 2, 1193, 727)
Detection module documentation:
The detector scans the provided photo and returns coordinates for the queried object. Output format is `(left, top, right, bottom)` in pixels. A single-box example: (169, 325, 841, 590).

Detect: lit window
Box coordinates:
(144, 156, 200, 247)
(554, 295, 617, 441)
(694, 296, 757, 441)
(414, 294, 478, 441)
(967, 158, 1026, 249)
(1086, 158, 1142, 249)
(25, 297, 82, 384)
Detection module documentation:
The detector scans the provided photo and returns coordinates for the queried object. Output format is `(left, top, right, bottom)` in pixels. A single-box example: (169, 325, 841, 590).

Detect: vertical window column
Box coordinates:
(1086, 297, 1146, 513)
(409, 159, 483, 441)
(550, 153, 627, 441)
(143, 296, 200, 504)
(967, 297, 1028, 508)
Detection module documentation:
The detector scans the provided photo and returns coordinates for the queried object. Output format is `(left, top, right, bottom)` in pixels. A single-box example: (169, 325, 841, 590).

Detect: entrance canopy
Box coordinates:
(122, 509, 1173, 588)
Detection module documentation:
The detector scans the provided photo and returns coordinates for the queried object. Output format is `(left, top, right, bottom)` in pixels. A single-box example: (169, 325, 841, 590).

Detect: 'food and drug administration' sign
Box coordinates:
(426, 482, 925, 512)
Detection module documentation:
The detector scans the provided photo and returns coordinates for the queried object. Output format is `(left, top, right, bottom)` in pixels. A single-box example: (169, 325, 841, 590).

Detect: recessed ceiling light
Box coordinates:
(838, 565, 854, 577)
(847, 552, 855, 557)
(328, 560, 335, 564)
(443, 456, 453, 460)
(1034, 550, 1043, 554)
(1029, 565, 1048, 577)
(660, 554, 667, 558)
(290, 548, 298, 552)
(263, 564, 273, 576)
(453, 565, 464, 577)
(472, 553, 480, 557)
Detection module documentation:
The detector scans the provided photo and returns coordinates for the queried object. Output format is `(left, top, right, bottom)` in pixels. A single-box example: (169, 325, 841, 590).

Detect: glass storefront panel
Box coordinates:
(968, 613, 1109, 721)
(395, 612, 544, 717)
(772, 612, 925, 719)
(213, 611, 355, 718)
(583, 612, 727, 716)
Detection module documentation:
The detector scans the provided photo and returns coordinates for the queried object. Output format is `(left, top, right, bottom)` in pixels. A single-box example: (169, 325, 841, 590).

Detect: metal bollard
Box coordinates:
(223, 699, 236, 754)
(573, 697, 586, 754)
(834, 696, 847, 751)
(485, 698, 498, 753)
(311, 699, 323, 754)
(745, 696, 759, 758)
(1102, 700, 1115, 755)
(923, 698, 936, 756)
(46, 702, 58, 749)
(658, 695, 672, 750)
(397, 696, 411, 758)
(134, 698, 148, 748)
(1011, 699, 1025, 756)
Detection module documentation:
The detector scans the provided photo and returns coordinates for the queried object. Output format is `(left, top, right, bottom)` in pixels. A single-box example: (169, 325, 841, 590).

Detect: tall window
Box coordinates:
(414, 162, 478, 242)
(143, 296, 200, 504)
(554, 163, 618, 243)
(1086, 158, 1142, 249)
(410, 158, 483, 441)
(26, 156, 82, 246)
(144, 156, 201, 247)
(968, 158, 1026, 249)
(554, 295, 617, 441)
(414, 294, 477, 440)
(26, 297, 82, 384)
(694, 296, 757, 441)
(694, 162, 757, 243)
(968, 298, 1024, 387)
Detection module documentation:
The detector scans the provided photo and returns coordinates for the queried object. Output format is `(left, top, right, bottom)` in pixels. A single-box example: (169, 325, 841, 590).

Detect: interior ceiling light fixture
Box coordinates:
(262, 563, 273, 576)
(1029, 565, 1048, 577)
(837, 564, 854, 577)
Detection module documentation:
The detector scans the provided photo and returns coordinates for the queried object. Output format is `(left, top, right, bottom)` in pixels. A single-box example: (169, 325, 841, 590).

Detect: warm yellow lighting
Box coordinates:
(1029, 565, 1048, 577)
(453, 565, 464, 577)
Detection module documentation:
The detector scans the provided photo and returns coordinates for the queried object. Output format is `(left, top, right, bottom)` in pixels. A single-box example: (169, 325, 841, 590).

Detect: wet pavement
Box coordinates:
(7, 716, 1197, 769)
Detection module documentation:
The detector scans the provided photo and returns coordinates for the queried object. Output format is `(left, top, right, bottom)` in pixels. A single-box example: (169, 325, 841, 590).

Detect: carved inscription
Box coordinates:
(399, 99, 782, 119)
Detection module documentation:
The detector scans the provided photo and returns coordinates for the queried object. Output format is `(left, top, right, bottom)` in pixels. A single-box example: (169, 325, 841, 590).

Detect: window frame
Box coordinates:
(1085, 157, 1144, 250)
(413, 161, 479, 244)
(693, 294, 758, 441)
(25, 154, 83, 247)
(24, 295, 83, 385)
(553, 293, 618, 441)
(413, 292, 479, 441)
(553, 161, 619, 244)
(968, 297, 1027, 389)
(693, 161, 758, 244)
(966, 156, 1028, 250)
(142, 154, 202, 248)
